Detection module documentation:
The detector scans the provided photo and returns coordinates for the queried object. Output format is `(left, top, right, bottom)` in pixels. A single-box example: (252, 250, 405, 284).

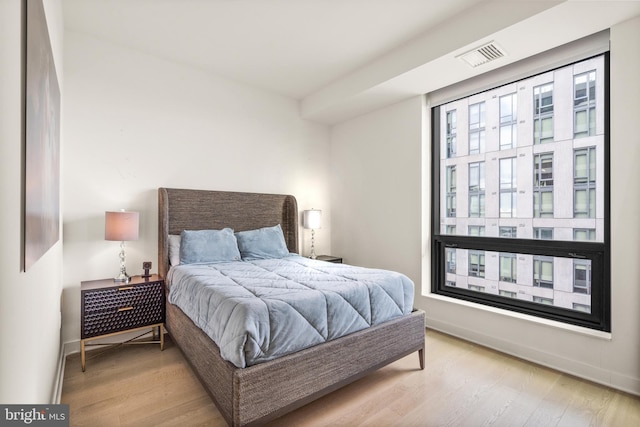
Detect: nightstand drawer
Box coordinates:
(82, 302, 164, 338)
(83, 282, 162, 314)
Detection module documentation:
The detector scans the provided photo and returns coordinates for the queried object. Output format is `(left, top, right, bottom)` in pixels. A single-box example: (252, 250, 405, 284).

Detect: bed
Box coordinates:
(158, 187, 425, 426)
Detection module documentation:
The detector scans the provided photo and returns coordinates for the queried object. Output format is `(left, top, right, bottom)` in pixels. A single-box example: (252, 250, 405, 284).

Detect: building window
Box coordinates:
(533, 256, 553, 289)
(573, 303, 590, 313)
(533, 296, 554, 305)
(446, 248, 456, 273)
(533, 83, 554, 144)
(469, 250, 485, 278)
(468, 162, 485, 217)
(446, 166, 456, 217)
(534, 227, 553, 240)
(432, 53, 609, 332)
(574, 228, 595, 241)
(574, 71, 596, 138)
(574, 147, 596, 218)
(500, 157, 517, 218)
(499, 226, 517, 238)
(500, 290, 517, 298)
(446, 110, 457, 158)
(468, 225, 485, 236)
(533, 153, 553, 218)
(500, 93, 517, 150)
(469, 102, 486, 154)
(574, 260, 591, 295)
(500, 253, 517, 283)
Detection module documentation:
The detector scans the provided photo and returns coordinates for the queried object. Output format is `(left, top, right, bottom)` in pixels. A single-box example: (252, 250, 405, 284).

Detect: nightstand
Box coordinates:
(316, 255, 343, 263)
(80, 274, 165, 371)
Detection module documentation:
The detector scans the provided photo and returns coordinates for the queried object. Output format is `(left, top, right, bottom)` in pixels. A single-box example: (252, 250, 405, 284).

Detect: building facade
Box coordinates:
(439, 55, 605, 313)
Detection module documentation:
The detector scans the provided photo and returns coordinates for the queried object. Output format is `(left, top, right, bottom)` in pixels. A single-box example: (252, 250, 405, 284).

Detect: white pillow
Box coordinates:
(168, 234, 181, 266)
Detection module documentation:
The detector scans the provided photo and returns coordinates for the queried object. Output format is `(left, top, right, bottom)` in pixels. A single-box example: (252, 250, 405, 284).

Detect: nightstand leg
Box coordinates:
(160, 325, 164, 351)
(81, 339, 86, 372)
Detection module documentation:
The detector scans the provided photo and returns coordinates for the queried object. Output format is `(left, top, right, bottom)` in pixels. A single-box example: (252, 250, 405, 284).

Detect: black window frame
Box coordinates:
(430, 53, 610, 332)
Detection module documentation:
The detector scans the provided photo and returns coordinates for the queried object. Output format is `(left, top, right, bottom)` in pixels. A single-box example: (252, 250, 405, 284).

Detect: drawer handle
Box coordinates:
(118, 306, 134, 312)
(118, 286, 134, 291)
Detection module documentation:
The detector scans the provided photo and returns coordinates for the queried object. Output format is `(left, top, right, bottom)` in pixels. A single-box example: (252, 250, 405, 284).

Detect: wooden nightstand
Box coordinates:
(316, 255, 343, 263)
(80, 274, 165, 371)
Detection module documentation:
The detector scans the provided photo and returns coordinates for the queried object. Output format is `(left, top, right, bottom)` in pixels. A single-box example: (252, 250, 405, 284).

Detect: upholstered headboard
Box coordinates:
(158, 188, 299, 279)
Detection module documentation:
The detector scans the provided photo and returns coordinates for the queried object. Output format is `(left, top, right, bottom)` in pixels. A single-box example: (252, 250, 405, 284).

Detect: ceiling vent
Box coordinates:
(457, 41, 506, 68)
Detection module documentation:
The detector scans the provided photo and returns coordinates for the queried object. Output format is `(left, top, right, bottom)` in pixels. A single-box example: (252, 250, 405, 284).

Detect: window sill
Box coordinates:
(423, 292, 612, 340)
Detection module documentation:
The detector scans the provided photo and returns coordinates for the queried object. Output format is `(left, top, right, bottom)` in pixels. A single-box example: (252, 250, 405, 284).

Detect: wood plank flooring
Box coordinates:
(61, 329, 640, 426)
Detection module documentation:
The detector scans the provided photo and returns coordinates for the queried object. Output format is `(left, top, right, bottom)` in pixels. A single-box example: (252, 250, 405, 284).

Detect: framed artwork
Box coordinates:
(24, 0, 61, 271)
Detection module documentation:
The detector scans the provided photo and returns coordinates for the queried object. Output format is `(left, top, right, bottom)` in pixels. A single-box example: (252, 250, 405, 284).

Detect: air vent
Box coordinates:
(457, 42, 506, 68)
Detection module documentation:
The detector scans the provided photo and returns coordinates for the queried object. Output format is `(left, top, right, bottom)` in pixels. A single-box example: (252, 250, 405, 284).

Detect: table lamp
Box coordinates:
(303, 209, 322, 259)
(105, 210, 139, 282)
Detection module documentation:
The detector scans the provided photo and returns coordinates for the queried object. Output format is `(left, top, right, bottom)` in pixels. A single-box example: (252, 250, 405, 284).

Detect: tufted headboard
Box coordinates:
(158, 187, 299, 279)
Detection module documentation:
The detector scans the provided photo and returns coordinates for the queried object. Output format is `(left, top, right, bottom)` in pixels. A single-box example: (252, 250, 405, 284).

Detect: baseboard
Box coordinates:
(426, 316, 640, 397)
(51, 341, 66, 404)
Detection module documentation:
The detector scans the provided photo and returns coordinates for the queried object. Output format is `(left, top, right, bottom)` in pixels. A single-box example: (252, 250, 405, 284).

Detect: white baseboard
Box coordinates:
(51, 342, 66, 404)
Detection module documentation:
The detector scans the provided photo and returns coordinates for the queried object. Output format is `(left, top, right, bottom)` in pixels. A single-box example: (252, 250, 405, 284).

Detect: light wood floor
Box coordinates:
(62, 329, 640, 426)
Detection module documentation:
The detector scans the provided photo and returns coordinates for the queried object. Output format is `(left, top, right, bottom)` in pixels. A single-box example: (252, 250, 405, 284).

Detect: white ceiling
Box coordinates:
(63, 0, 640, 124)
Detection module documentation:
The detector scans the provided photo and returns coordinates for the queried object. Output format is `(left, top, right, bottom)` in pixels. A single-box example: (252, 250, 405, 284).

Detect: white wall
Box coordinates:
(331, 96, 423, 282)
(0, 0, 64, 404)
(331, 17, 640, 395)
(61, 32, 332, 346)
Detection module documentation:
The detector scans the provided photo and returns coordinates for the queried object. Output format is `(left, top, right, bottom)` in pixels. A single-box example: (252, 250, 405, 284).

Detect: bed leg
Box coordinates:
(418, 346, 425, 370)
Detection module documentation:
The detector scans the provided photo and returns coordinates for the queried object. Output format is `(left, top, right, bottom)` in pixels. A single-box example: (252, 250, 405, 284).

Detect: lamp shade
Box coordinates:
(303, 209, 322, 230)
(105, 211, 139, 241)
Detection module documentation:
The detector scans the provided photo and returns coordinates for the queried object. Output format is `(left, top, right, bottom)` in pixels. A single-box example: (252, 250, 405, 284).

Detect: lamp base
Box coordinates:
(114, 241, 130, 282)
(114, 272, 130, 283)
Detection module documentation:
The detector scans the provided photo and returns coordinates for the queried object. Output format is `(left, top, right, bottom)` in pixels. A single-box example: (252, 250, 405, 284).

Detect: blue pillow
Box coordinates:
(235, 224, 290, 260)
(179, 228, 241, 264)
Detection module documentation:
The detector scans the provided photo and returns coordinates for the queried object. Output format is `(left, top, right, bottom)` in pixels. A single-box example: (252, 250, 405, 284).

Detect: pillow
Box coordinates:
(168, 234, 181, 266)
(179, 228, 241, 264)
(235, 224, 290, 261)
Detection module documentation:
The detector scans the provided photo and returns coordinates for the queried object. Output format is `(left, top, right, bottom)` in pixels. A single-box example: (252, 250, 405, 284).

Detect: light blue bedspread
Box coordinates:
(168, 255, 414, 368)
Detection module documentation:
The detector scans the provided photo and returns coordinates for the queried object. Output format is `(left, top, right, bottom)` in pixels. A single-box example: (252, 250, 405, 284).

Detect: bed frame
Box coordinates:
(158, 187, 425, 426)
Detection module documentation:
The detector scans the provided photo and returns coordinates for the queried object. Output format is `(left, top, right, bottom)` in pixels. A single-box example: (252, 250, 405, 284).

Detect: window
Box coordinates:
(446, 110, 457, 158)
(533, 296, 554, 305)
(500, 157, 517, 218)
(534, 227, 553, 240)
(500, 253, 517, 283)
(533, 256, 554, 288)
(574, 260, 591, 295)
(574, 71, 596, 138)
(446, 166, 456, 217)
(468, 225, 485, 236)
(574, 147, 596, 218)
(499, 226, 517, 238)
(431, 54, 609, 331)
(533, 84, 554, 144)
(469, 102, 486, 154)
(574, 228, 595, 241)
(468, 250, 485, 278)
(500, 94, 517, 150)
(500, 290, 517, 298)
(469, 162, 485, 217)
(533, 153, 553, 218)
(446, 248, 456, 273)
